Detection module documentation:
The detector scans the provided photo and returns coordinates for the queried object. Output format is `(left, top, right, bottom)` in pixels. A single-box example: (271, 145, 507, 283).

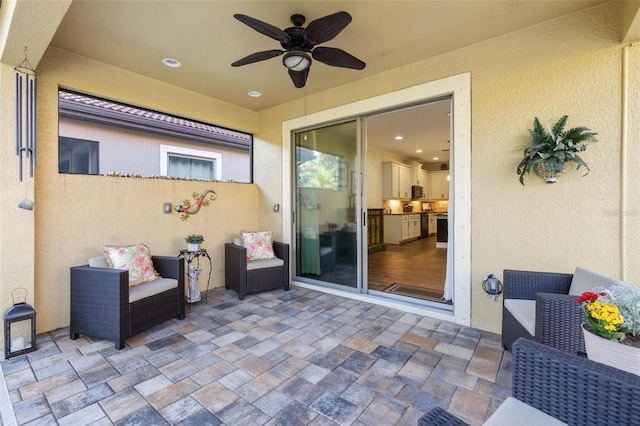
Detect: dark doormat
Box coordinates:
(384, 283, 452, 305)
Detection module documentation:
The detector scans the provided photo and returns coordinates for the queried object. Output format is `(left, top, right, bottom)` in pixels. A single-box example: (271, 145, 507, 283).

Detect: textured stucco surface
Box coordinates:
(31, 48, 261, 333)
(257, 2, 637, 332)
(1, 2, 638, 337)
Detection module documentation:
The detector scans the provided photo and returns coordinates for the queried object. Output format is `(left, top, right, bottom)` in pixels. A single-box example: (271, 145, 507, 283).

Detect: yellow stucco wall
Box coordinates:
(31, 48, 262, 333)
(257, 2, 639, 332)
(1, 1, 638, 338)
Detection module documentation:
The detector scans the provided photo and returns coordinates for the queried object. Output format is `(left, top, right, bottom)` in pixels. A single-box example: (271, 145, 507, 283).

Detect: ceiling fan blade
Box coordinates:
(312, 47, 365, 70)
(234, 14, 291, 43)
(231, 50, 284, 67)
(303, 11, 352, 45)
(288, 68, 309, 88)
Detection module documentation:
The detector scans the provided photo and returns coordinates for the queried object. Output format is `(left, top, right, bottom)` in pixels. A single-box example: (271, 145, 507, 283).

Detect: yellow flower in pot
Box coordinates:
(576, 282, 640, 375)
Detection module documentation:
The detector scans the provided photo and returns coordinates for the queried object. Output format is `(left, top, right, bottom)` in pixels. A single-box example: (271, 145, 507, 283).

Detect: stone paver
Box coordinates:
(0, 286, 512, 425)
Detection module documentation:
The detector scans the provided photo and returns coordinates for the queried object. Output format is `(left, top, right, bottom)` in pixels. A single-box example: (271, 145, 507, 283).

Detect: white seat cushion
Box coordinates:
(568, 267, 618, 296)
(246, 257, 284, 271)
(89, 256, 109, 268)
(320, 247, 333, 256)
(483, 397, 568, 425)
(129, 278, 178, 303)
(504, 299, 536, 336)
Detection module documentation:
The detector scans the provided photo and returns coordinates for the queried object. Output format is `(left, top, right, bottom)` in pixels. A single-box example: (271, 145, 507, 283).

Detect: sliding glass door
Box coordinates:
(293, 120, 361, 290)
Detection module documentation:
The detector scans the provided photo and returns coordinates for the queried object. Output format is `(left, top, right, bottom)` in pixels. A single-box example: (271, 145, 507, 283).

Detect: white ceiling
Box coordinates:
(48, 0, 607, 164)
(366, 99, 452, 166)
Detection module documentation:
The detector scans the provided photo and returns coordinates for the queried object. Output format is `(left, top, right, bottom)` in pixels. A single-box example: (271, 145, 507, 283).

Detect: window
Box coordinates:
(296, 146, 342, 190)
(58, 137, 99, 174)
(58, 89, 252, 182)
(160, 145, 222, 180)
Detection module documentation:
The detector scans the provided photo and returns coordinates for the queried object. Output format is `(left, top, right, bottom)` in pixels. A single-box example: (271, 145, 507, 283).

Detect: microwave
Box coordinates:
(411, 185, 423, 199)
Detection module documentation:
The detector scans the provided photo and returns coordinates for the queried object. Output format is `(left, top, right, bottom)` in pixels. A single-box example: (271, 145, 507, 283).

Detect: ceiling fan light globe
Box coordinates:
(283, 52, 311, 72)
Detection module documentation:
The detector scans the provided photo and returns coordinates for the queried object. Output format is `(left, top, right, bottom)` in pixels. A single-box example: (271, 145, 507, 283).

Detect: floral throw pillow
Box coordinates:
(103, 244, 160, 286)
(241, 230, 276, 260)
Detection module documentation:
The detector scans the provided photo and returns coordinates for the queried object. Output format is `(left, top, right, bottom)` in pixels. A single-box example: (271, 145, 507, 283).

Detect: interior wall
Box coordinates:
(32, 47, 262, 332)
(258, 2, 633, 333)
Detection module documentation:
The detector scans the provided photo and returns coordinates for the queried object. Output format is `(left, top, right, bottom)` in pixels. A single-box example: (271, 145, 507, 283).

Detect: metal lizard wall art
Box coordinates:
(174, 190, 217, 221)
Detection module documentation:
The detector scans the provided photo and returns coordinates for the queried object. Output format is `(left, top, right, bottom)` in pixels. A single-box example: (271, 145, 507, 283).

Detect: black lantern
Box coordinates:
(4, 288, 36, 359)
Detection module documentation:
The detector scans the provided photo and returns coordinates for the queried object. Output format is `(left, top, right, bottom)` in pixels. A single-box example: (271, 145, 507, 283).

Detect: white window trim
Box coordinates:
(160, 144, 222, 180)
(282, 72, 471, 327)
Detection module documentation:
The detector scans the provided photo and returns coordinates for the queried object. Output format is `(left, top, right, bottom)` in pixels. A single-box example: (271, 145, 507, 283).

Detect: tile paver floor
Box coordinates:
(1, 286, 512, 425)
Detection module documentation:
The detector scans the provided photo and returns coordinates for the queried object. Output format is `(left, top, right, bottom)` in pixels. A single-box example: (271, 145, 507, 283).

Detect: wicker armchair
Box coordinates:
(419, 338, 640, 426)
(224, 241, 289, 300)
(70, 256, 185, 349)
(501, 269, 580, 353)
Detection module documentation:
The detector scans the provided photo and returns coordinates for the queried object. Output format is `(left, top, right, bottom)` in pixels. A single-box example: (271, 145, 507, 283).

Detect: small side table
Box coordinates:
(178, 249, 212, 304)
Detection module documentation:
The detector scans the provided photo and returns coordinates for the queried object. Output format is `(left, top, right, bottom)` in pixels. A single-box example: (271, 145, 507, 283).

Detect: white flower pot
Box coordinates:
(582, 323, 640, 376)
(187, 243, 200, 252)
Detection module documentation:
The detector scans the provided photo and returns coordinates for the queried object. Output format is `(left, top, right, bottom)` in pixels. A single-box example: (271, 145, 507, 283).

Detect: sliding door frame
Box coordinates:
(282, 73, 471, 326)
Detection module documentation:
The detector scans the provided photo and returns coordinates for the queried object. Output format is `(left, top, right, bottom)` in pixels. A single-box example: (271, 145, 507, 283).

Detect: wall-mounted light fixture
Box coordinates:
(163, 202, 172, 214)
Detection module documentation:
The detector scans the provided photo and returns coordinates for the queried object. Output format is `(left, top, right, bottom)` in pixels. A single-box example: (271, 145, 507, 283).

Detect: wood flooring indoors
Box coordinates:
(368, 235, 447, 297)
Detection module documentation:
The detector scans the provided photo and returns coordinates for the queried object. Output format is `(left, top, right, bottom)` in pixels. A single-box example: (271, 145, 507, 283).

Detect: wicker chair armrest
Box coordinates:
(272, 241, 289, 265)
(70, 265, 129, 306)
(503, 269, 573, 300)
(535, 293, 586, 353)
(225, 243, 247, 268)
(512, 338, 640, 425)
(418, 407, 469, 426)
(152, 256, 184, 281)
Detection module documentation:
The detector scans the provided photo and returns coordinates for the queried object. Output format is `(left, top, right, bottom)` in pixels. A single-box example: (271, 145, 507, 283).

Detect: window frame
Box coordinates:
(160, 144, 222, 180)
(58, 88, 253, 182)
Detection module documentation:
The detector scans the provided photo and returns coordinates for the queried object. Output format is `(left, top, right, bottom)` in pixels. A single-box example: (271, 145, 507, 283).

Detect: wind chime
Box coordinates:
(15, 47, 36, 210)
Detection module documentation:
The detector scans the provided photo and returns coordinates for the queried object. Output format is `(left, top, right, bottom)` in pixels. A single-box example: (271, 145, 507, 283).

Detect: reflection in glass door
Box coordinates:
(294, 121, 360, 290)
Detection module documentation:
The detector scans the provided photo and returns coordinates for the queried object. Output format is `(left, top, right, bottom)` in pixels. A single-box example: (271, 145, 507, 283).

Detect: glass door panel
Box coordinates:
(294, 121, 359, 290)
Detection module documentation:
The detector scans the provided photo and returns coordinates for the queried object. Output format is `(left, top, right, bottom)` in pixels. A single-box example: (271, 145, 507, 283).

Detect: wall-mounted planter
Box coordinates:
(533, 161, 568, 184)
(516, 116, 598, 186)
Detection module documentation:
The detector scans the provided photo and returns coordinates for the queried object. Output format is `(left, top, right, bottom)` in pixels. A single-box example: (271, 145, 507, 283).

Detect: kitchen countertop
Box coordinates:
(384, 212, 446, 215)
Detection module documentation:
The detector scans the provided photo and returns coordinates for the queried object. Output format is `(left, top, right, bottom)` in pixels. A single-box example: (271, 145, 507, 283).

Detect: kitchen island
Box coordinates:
(383, 213, 421, 244)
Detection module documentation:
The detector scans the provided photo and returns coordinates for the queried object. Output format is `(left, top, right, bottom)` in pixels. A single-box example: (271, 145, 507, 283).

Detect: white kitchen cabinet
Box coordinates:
(382, 162, 411, 199)
(401, 220, 410, 241)
(384, 214, 420, 244)
(428, 214, 437, 235)
(409, 162, 424, 187)
(421, 170, 430, 199)
(429, 170, 450, 200)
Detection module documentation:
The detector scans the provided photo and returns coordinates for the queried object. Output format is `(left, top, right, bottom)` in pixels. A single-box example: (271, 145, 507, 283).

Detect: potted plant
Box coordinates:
(576, 282, 640, 375)
(185, 234, 204, 252)
(516, 115, 598, 185)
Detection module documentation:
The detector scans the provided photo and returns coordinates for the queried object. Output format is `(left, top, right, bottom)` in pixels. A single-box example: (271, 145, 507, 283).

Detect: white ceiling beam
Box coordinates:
(621, 0, 640, 43)
(0, 0, 72, 68)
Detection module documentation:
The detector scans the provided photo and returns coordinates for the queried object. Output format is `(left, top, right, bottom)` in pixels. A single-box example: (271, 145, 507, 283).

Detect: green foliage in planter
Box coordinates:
(516, 115, 598, 185)
(185, 234, 204, 244)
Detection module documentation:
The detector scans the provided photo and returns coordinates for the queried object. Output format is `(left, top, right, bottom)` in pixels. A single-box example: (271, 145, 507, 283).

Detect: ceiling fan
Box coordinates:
(231, 11, 366, 88)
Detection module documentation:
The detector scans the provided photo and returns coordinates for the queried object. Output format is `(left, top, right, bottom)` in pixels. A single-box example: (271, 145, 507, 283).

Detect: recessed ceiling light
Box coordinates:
(395, 136, 403, 140)
(433, 157, 439, 160)
(162, 58, 182, 68)
(416, 149, 422, 153)
(248, 91, 262, 97)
